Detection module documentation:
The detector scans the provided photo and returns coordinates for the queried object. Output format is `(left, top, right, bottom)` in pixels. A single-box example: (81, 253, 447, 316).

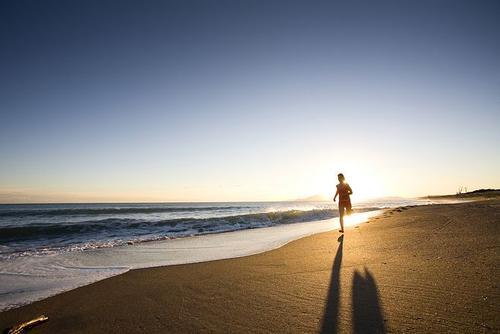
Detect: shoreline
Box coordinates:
(0, 209, 382, 312)
(1, 200, 498, 333)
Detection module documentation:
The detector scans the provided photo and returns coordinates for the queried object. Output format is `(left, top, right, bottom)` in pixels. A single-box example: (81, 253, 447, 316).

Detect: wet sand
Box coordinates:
(1, 200, 498, 333)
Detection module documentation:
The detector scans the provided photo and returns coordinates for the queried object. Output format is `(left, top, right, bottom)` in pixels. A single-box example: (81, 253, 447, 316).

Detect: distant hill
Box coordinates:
(294, 194, 329, 202)
(425, 189, 500, 199)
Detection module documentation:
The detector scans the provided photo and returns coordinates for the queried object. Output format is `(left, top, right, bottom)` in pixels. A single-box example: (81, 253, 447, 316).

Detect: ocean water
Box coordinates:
(0, 198, 446, 311)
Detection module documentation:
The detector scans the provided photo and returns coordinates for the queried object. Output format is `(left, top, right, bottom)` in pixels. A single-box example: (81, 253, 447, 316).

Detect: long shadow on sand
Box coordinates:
(352, 268, 386, 334)
(319, 235, 343, 334)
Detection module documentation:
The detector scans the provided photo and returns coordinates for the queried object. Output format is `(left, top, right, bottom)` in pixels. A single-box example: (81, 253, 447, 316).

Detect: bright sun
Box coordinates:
(301, 166, 387, 202)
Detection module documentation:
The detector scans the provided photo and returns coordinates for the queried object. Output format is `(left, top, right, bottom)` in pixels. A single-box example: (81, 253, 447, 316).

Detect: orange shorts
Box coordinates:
(339, 198, 352, 215)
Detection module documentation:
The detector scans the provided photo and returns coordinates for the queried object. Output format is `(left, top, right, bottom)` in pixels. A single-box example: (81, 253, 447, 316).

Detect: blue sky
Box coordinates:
(1, 0, 499, 202)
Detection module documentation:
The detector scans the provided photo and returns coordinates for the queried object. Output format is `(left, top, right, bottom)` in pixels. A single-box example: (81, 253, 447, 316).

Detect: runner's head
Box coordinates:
(337, 173, 345, 183)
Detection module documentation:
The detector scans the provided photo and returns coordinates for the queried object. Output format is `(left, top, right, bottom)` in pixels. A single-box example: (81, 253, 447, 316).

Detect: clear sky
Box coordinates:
(1, 0, 499, 203)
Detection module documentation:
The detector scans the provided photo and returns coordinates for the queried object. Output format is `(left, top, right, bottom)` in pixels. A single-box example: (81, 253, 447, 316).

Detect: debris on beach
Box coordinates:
(7, 315, 48, 334)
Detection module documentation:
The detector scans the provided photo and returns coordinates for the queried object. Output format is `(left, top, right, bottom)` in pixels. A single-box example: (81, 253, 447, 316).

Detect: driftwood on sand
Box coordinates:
(7, 315, 48, 334)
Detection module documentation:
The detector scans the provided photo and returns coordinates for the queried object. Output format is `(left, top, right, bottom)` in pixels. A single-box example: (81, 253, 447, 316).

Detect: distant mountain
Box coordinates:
(294, 194, 329, 202)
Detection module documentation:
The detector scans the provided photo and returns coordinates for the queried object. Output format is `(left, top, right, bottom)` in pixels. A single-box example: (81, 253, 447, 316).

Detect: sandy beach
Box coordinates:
(2, 1, 499, 332)
(1, 200, 498, 333)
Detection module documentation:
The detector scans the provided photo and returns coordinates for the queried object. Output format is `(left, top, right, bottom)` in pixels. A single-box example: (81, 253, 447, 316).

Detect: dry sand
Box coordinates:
(1, 200, 498, 333)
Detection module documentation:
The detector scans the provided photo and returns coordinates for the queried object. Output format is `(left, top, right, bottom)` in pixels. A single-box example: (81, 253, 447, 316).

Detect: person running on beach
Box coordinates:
(333, 173, 352, 233)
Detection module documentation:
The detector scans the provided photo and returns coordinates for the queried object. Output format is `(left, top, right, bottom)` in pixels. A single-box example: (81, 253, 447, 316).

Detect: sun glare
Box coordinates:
(301, 163, 387, 202)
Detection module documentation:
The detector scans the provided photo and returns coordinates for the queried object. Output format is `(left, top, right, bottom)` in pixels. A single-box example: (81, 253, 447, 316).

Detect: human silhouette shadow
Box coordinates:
(352, 268, 386, 334)
(320, 234, 343, 334)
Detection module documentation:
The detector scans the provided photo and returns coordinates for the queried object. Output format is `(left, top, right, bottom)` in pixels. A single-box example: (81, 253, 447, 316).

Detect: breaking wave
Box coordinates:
(0, 207, 374, 259)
